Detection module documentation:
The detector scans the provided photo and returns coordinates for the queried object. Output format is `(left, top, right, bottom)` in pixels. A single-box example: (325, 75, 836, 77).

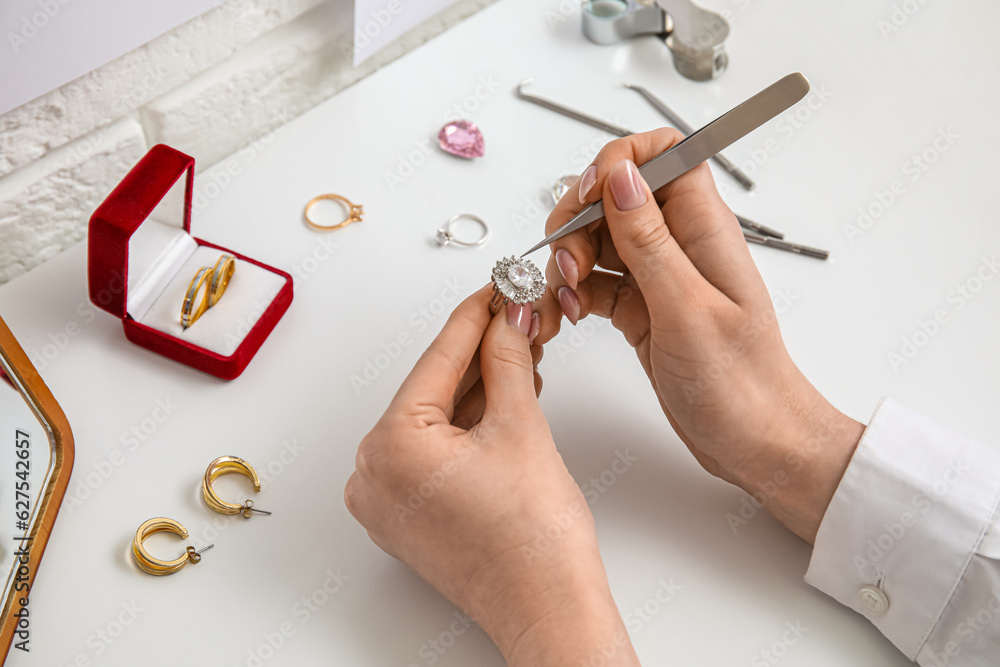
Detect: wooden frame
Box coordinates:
(0, 315, 74, 660)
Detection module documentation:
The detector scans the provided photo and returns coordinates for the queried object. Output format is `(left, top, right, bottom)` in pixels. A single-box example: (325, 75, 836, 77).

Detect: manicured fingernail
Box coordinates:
(578, 164, 597, 204)
(558, 286, 580, 326)
(507, 302, 532, 336)
(528, 312, 541, 344)
(609, 159, 647, 211)
(555, 248, 579, 290)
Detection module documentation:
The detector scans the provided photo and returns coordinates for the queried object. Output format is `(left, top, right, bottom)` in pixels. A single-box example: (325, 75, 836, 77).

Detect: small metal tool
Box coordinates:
(522, 73, 810, 257)
(516, 79, 784, 240)
(515, 78, 632, 138)
(734, 214, 784, 240)
(623, 82, 755, 192)
(581, 0, 730, 82)
(743, 230, 829, 261)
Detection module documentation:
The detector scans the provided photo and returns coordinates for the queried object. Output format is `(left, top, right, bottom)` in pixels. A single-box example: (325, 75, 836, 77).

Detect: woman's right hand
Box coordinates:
(533, 128, 864, 542)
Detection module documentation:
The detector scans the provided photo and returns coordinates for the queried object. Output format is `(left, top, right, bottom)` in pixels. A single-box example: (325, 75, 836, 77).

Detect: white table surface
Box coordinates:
(3, 0, 999, 664)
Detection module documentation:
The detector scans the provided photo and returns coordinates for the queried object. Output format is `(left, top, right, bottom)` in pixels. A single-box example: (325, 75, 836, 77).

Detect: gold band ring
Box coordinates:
(208, 254, 236, 307)
(132, 517, 213, 576)
(304, 194, 364, 231)
(202, 456, 271, 518)
(180, 267, 212, 329)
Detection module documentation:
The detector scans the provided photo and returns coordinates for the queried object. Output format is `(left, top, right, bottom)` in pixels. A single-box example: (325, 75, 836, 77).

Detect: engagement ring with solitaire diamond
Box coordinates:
(490, 256, 546, 313)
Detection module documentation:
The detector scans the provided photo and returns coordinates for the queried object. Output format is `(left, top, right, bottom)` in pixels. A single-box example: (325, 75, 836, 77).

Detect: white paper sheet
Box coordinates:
(352, 0, 461, 65)
(0, 0, 225, 114)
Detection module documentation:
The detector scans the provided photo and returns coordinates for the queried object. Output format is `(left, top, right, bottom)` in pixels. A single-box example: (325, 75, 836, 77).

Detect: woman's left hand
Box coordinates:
(345, 285, 639, 666)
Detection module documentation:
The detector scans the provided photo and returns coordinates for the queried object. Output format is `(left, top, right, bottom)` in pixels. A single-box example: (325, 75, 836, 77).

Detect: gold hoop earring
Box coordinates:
(132, 517, 213, 576)
(202, 456, 272, 518)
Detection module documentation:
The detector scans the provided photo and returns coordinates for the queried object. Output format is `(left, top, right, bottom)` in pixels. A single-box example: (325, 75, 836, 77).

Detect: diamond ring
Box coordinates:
(436, 214, 490, 248)
(490, 256, 546, 313)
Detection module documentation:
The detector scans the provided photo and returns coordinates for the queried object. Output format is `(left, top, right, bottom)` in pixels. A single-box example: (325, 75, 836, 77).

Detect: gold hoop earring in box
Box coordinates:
(490, 256, 546, 314)
(132, 517, 214, 576)
(202, 456, 272, 518)
(304, 194, 364, 231)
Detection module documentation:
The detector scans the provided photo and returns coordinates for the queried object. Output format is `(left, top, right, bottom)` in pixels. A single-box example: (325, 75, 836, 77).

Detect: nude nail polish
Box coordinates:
(558, 286, 580, 326)
(555, 248, 579, 290)
(528, 312, 541, 344)
(578, 164, 597, 204)
(507, 302, 531, 335)
(609, 159, 647, 211)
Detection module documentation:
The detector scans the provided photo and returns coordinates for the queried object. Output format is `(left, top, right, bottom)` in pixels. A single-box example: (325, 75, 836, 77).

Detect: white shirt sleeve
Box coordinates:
(805, 398, 1000, 666)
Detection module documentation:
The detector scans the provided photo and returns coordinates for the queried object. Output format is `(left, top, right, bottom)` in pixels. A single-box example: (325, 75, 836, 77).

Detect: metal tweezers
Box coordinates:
(515, 79, 830, 260)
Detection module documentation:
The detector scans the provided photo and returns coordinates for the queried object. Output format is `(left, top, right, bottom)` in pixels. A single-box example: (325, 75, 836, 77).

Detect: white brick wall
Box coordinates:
(0, 0, 496, 284)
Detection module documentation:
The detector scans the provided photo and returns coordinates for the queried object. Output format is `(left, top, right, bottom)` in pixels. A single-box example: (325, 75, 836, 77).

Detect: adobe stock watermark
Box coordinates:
(681, 287, 800, 402)
(877, 0, 931, 40)
(350, 277, 467, 394)
(52, 67, 168, 174)
(727, 413, 850, 534)
(383, 75, 501, 192)
(340, 0, 404, 64)
(406, 610, 476, 667)
(732, 84, 832, 182)
(543, 0, 579, 30)
(553, 315, 613, 362)
(844, 126, 959, 243)
(6, 0, 72, 54)
(64, 398, 181, 512)
(54, 600, 144, 667)
(26, 299, 100, 372)
(552, 254, 662, 363)
(512, 129, 617, 236)
(923, 589, 1000, 667)
(219, 298, 280, 351)
(233, 566, 351, 667)
(750, 620, 809, 666)
(522, 449, 638, 561)
(191, 111, 290, 213)
(887, 254, 998, 372)
(852, 458, 969, 578)
(622, 578, 682, 635)
(290, 235, 341, 283)
(392, 440, 482, 522)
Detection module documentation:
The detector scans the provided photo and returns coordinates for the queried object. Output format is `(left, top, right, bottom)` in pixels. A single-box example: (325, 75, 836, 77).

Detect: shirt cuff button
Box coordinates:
(859, 585, 890, 617)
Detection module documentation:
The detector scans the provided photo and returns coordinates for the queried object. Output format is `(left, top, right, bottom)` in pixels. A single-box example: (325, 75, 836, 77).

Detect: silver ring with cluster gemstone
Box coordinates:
(490, 256, 546, 313)
(435, 214, 490, 247)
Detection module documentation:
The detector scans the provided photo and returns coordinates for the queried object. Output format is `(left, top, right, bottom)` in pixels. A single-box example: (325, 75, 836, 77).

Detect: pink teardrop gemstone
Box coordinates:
(438, 120, 485, 158)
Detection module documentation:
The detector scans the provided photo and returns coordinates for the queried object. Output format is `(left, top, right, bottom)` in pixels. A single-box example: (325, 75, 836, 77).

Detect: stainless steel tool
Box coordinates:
(732, 213, 785, 241)
(521, 73, 810, 257)
(623, 82, 755, 192)
(515, 78, 632, 138)
(743, 230, 829, 261)
(581, 0, 730, 82)
(515, 79, 783, 238)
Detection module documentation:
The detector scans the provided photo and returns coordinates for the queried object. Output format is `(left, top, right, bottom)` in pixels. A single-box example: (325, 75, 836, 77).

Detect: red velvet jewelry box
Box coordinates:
(88, 144, 293, 380)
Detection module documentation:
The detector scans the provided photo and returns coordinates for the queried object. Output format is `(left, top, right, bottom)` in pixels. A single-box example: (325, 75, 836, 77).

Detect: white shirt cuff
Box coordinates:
(804, 398, 1000, 660)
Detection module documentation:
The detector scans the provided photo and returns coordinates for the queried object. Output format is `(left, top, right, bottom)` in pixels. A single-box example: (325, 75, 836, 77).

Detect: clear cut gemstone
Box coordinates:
(507, 264, 533, 289)
(552, 174, 577, 204)
(436, 229, 452, 245)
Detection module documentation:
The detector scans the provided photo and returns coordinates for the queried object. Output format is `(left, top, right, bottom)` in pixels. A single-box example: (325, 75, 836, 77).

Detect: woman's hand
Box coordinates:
(345, 286, 640, 666)
(533, 128, 864, 542)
